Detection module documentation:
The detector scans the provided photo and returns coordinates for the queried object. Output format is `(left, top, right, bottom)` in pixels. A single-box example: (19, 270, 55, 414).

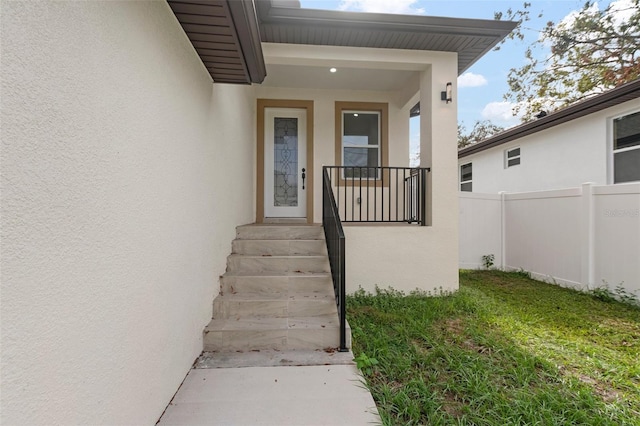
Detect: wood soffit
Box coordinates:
(168, 0, 266, 84)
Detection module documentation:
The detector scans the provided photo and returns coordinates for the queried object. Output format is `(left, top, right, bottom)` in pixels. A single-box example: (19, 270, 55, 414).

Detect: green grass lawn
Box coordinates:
(347, 270, 640, 425)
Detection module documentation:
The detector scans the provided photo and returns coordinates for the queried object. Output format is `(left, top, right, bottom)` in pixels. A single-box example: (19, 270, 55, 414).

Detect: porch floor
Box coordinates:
(157, 350, 380, 425)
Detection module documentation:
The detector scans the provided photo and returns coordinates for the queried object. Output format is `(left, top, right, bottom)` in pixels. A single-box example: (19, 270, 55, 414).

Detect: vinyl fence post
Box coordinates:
(581, 182, 595, 290)
(499, 191, 506, 271)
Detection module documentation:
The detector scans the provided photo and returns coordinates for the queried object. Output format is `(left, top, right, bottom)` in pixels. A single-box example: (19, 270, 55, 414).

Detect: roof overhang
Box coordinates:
(167, 0, 516, 87)
(458, 78, 640, 158)
(256, 1, 517, 75)
(168, 0, 266, 84)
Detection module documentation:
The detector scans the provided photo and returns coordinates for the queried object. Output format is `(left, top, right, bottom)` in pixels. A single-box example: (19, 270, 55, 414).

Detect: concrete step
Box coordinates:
(221, 273, 333, 295)
(195, 349, 356, 369)
(203, 315, 351, 352)
(204, 223, 349, 352)
(213, 291, 337, 319)
(226, 255, 330, 274)
(236, 224, 324, 241)
(232, 239, 327, 256)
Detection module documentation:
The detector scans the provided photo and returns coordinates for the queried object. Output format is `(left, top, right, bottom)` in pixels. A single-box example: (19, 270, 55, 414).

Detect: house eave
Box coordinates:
(256, 1, 517, 75)
(168, 0, 266, 84)
(458, 78, 640, 159)
(168, 0, 516, 87)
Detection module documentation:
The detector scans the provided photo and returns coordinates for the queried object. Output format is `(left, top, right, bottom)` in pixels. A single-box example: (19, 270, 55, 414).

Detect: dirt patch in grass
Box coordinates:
(462, 339, 492, 355)
(577, 374, 620, 403)
(436, 318, 492, 355)
(442, 390, 465, 418)
(443, 318, 464, 334)
(411, 339, 431, 355)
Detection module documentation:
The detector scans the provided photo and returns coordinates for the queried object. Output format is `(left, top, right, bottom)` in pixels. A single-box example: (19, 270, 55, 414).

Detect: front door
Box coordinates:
(264, 108, 307, 218)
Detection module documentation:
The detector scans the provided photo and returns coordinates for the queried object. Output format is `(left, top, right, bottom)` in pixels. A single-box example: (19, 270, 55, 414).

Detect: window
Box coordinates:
(460, 162, 472, 192)
(613, 111, 640, 183)
(505, 147, 521, 168)
(342, 111, 380, 178)
(335, 102, 388, 184)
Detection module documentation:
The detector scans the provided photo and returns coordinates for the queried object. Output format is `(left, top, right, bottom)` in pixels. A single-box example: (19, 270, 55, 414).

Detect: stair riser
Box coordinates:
(204, 223, 351, 352)
(213, 299, 337, 319)
(221, 276, 333, 295)
(236, 226, 324, 241)
(232, 240, 327, 256)
(203, 328, 347, 352)
(227, 257, 330, 274)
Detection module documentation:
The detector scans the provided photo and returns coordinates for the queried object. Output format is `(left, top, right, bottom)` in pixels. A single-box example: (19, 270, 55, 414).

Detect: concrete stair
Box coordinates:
(204, 224, 351, 352)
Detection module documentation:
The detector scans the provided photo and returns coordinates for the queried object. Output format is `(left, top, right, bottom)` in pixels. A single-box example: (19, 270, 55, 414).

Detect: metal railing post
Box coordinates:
(420, 167, 427, 226)
(339, 237, 346, 350)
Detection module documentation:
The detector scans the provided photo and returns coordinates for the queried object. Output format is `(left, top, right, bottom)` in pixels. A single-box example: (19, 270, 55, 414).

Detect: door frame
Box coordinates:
(257, 99, 314, 224)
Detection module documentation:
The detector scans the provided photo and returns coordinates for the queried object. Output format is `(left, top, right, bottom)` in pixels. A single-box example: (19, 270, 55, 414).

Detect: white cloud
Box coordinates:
(555, 0, 635, 36)
(481, 101, 522, 125)
(457, 72, 488, 88)
(409, 128, 420, 166)
(338, 0, 425, 14)
(557, 1, 599, 30)
(609, 0, 636, 27)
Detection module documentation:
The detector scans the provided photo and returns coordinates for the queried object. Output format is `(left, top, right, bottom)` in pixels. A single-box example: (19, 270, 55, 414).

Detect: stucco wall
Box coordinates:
(256, 48, 459, 294)
(1, 2, 254, 425)
(417, 62, 460, 293)
(459, 98, 640, 193)
(345, 225, 458, 294)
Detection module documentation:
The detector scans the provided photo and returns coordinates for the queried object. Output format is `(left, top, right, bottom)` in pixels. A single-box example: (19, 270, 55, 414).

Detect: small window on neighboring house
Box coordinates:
(505, 147, 521, 168)
(460, 162, 472, 192)
(613, 111, 640, 183)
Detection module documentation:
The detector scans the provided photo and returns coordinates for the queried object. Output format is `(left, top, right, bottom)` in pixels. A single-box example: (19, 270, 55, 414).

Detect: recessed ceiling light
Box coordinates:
(330, 67, 337, 73)
(353, 113, 359, 117)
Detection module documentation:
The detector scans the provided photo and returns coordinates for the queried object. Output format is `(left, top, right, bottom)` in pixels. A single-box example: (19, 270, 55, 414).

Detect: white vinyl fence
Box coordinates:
(460, 183, 640, 297)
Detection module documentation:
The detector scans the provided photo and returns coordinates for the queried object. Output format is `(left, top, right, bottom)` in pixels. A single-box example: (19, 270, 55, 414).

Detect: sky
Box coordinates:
(297, 0, 629, 161)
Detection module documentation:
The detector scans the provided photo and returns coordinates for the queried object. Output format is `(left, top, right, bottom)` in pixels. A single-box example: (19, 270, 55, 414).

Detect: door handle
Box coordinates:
(301, 168, 306, 190)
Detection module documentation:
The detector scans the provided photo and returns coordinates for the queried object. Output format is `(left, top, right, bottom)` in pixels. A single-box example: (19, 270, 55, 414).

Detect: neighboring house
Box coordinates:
(457, 79, 640, 301)
(458, 79, 640, 193)
(1, 1, 514, 424)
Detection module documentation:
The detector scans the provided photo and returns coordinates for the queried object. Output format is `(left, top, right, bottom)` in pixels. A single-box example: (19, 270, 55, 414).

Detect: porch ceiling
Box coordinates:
(263, 64, 416, 91)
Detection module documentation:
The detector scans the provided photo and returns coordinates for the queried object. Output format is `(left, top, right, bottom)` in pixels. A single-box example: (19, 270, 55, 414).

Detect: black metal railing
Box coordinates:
(324, 166, 430, 226)
(322, 167, 347, 352)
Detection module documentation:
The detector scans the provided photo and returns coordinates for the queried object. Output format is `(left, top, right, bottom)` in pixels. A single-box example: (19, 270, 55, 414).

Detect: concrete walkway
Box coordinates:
(157, 351, 381, 426)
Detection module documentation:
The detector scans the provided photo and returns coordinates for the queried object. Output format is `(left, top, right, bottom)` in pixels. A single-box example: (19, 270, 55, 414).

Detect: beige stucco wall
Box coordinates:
(344, 225, 458, 294)
(416, 62, 460, 294)
(257, 48, 459, 294)
(1, 2, 255, 424)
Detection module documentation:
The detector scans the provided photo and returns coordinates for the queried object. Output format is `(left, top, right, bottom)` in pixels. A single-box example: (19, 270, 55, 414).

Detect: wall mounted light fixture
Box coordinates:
(441, 82, 453, 103)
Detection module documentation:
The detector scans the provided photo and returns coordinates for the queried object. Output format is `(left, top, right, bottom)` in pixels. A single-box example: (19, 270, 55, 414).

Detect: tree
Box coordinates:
(458, 121, 505, 149)
(499, 0, 640, 121)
